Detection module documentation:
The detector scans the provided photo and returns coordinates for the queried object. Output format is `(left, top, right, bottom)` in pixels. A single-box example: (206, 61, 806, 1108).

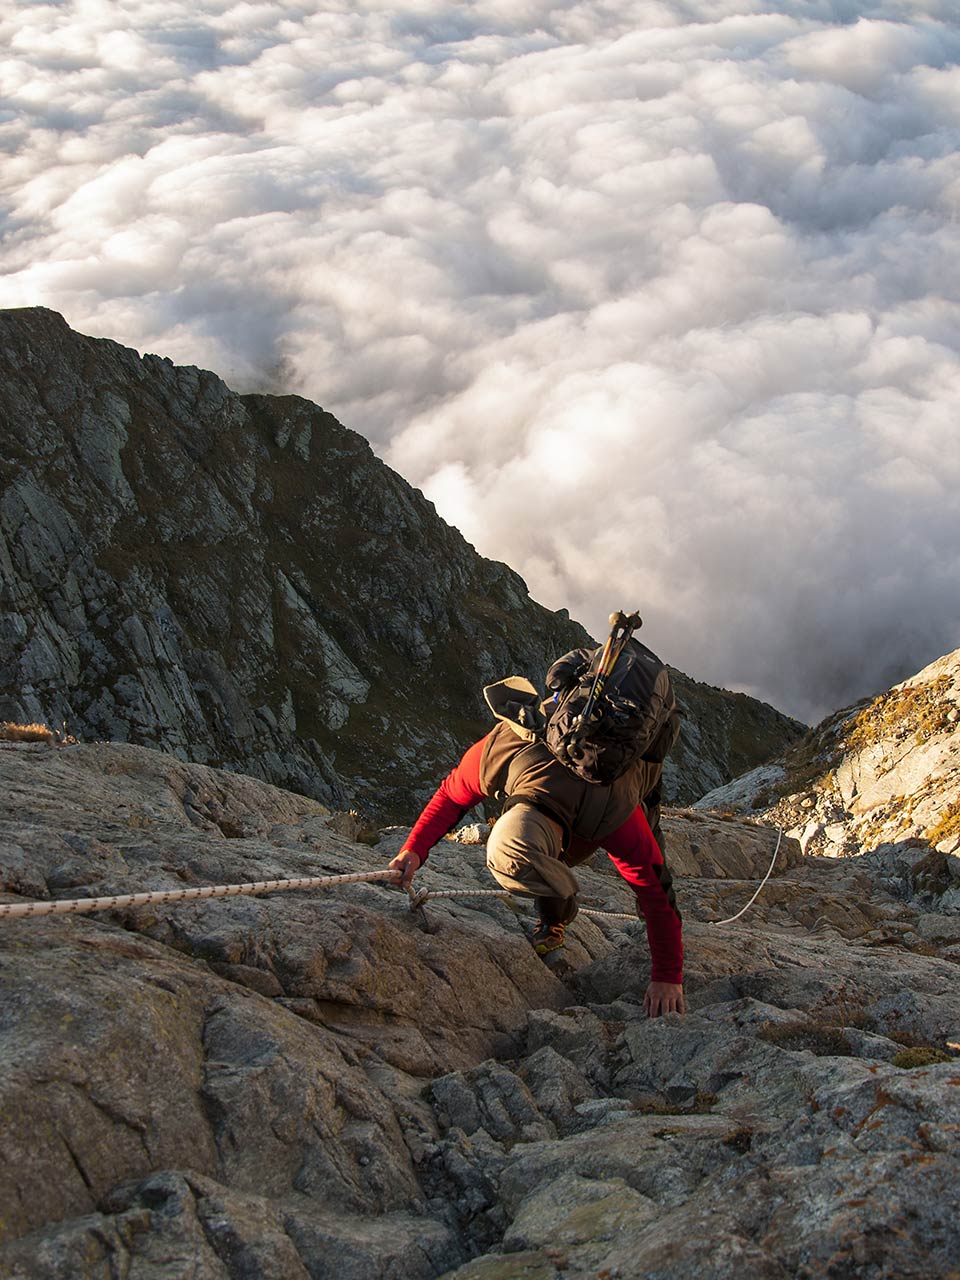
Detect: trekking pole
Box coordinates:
(572, 610, 642, 736)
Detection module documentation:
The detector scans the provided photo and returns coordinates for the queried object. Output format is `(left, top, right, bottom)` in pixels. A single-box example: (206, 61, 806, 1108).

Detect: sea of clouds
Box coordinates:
(2, 0, 959, 721)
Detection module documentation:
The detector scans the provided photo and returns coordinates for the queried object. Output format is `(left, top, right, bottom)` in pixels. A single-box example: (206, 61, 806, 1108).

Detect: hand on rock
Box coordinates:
(644, 981, 686, 1017)
(388, 848, 421, 890)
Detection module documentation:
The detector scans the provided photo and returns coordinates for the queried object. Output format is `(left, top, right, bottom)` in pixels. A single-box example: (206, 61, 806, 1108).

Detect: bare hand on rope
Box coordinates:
(389, 848, 422, 890)
(644, 981, 686, 1018)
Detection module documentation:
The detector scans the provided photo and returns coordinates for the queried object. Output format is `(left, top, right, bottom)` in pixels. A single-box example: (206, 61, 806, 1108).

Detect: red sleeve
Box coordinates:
(404, 735, 490, 863)
(602, 807, 683, 985)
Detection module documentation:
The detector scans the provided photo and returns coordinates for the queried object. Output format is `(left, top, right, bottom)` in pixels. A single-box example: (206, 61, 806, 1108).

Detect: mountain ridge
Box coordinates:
(2, 308, 959, 1277)
(0, 306, 802, 816)
(696, 646, 960, 867)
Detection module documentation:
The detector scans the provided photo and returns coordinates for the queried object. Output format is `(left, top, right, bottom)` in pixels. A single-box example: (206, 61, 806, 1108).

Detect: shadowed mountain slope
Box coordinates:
(0, 307, 801, 816)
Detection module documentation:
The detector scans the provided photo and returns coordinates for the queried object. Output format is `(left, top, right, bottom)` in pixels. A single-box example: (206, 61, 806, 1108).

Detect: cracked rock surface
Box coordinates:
(2, 741, 959, 1279)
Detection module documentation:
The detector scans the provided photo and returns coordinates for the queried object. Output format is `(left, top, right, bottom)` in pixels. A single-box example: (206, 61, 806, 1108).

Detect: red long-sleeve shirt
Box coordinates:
(406, 734, 683, 984)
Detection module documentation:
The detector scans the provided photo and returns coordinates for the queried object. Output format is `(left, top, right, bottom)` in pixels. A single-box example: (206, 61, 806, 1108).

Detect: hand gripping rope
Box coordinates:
(0, 873, 638, 923)
(0, 830, 782, 929)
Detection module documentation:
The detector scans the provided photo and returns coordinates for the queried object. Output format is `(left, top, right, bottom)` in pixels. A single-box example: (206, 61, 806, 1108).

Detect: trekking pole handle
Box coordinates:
(609, 610, 642, 633)
(572, 609, 642, 736)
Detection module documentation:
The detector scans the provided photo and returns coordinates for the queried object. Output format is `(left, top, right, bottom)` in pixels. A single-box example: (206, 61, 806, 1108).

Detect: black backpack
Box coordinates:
(544, 637, 677, 785)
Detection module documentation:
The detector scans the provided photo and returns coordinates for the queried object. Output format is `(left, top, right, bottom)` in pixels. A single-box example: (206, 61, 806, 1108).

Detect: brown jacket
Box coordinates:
(479, 722, 668, 845)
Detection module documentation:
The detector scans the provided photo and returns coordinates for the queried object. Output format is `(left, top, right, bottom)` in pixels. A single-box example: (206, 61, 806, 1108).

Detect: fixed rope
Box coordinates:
(406, 826, 785, 927)
(709, 828, 783, 926)
(0, 829, 784, 926)
(0, 868, 401, 920)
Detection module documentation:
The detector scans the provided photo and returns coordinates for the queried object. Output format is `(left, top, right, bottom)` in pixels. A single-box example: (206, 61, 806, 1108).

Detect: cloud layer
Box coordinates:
(3, 0, 959, 720)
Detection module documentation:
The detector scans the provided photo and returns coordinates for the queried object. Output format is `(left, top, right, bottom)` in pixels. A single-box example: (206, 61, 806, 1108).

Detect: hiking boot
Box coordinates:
(532, 920, 566, 955)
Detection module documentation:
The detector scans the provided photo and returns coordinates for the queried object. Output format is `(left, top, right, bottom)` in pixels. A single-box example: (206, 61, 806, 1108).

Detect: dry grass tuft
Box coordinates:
(926, 799, 960, 847)
(758, 1019, 854, 1057)
(847, 676, 952, 752)
(1, 721, 78, 746)
(891, 1046, 953, 1069)
(1, 721, 55, 744)
(722, 1127, 754, 1153)
(630, 1091, 717, 1115)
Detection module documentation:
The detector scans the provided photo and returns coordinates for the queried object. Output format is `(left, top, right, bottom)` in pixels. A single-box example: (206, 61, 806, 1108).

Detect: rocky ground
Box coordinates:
(2, 740, 959, 1278)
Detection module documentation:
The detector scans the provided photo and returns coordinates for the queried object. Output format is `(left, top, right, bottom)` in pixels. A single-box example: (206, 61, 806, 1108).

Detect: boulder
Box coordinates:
(2, 741, 959, 1278)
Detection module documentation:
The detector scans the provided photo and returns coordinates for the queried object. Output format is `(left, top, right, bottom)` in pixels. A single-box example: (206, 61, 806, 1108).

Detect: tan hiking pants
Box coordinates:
(485, 803, 580, 925)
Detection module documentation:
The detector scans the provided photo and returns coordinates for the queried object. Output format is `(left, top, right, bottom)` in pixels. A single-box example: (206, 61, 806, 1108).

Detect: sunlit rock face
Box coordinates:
(696, 648, 960, 869)
(1, 740, 959, 1278)
(0, 307, 801, 816)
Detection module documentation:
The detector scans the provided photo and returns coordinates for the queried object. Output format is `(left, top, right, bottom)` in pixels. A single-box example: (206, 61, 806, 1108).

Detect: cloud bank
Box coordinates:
(2, 0, 959, 720)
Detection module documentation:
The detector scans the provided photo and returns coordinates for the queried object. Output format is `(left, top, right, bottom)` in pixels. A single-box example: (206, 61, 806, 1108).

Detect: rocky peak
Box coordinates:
(696, 647, 960, 861)
(0, 307, 801, 817)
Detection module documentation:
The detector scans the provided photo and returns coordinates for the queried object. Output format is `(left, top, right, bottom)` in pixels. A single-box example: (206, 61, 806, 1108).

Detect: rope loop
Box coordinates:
(710, 828, 783, 926)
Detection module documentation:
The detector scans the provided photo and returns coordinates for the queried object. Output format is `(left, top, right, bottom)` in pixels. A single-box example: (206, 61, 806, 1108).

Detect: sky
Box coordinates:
(2, 0, 959, 723)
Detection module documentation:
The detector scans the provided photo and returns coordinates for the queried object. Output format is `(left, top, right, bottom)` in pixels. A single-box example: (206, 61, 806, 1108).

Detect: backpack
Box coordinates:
(543, 638, 677, 785)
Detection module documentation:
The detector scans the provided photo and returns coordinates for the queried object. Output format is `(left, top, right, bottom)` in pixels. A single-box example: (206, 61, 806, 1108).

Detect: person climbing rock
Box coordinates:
(390, 617, 685, 1018)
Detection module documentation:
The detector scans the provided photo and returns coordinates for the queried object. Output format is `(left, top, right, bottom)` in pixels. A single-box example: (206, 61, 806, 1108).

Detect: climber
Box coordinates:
(389, 624, 685, 1018)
